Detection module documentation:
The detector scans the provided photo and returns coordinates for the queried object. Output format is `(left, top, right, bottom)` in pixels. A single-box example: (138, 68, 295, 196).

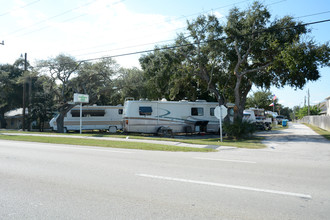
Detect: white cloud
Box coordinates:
(5, 0, 184, 68)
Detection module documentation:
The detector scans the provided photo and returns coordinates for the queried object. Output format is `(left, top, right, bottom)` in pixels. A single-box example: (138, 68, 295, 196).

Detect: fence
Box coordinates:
(299, 116, 330, 131)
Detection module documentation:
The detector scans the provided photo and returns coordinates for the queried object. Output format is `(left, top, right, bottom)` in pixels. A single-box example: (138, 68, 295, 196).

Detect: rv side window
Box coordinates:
(191, 107, 204, 116)
(71, 110, 105, 117)
(118, 109, 123, 115)
(139, 106, 152, 116)
(71, 110, 80, 117)
(210, 108, 215, 116)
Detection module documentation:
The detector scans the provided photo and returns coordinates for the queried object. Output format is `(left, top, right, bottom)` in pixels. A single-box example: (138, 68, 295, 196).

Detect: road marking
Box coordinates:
(136, 174, 312, 199)
(1, 140, 133, 154)
(193, 157, 256, 164)
(60, 146, 134, 154)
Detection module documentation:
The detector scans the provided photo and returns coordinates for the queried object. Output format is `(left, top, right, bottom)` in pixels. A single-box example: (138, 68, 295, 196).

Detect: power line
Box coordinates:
(296, 10, 330, 19)
(4, 0, 103, 37)
(71, 2, 327, 60)
(66, 18, 330, 64)
(0, 0, 40, 17)
(5, 0, 126, 40)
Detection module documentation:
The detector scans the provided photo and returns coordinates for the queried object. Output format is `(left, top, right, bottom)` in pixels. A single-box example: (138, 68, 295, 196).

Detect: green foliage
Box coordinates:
(140, 1, 330, 121)
(139, 46, 216, 101)
(296, 105, 321, 119)
(223, 119, 256, 140)
(246, 90, 275, 110)
(112, 67, 148, 103)
(0, 62, 24, 128)
(71, 58, 119, 105)
(280, 107, 293, 120)
(29, 73, 56, 131)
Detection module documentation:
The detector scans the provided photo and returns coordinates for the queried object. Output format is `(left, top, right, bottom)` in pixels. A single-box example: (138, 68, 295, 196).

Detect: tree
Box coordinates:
(296, 105, 321, 119)
(280, 106, 293, 120)
(28, 73, 56, 131)
(71, 58, 119, 105)
(140, 45, 217, 101)
(246, 90, 276, 110)
(0, 62, 24, 128)
(37, 54, 81, 133)
(143, 1, 330, 124)
(222, 2, 329, 119)
(112, 67, 148, 103)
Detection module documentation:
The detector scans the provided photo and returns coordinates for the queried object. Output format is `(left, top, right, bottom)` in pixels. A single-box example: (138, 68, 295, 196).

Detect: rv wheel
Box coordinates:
(109, 126, 117, 133)
(63, 127, 68, 133)
(184, 126, 192, 134)
(157, 126, 173, 137)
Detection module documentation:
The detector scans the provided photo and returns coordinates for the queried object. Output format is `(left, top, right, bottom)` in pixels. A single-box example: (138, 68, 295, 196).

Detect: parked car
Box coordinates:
(275, 115, 285, 124)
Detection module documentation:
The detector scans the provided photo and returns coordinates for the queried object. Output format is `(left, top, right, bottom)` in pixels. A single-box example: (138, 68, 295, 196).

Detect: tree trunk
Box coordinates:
(56, 103, 76, 133)
(234, 74, 242, 121)
(0, 111, 7, 128)
(233, 74, 252, 122)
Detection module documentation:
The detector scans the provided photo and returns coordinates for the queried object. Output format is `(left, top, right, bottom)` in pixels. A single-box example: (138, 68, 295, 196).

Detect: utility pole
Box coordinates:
(308, 89, 310, 116)
(22, 53, 27, 131)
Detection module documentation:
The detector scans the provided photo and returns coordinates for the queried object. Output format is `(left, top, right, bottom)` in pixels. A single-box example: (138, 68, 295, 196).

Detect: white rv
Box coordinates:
(243, 108, 272, 130)
(49, 105, 123, 133)
(123, 99, 232, 135)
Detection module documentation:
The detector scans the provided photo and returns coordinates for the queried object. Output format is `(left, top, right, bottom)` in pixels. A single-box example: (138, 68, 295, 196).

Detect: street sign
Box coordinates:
(74, 93, 89, 103)
(73, 93, 89, 134)
(214, 105, 227, 119)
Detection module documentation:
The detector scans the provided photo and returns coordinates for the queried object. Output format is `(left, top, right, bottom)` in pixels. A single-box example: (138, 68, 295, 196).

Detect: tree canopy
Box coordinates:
(140, 1, 330, 121)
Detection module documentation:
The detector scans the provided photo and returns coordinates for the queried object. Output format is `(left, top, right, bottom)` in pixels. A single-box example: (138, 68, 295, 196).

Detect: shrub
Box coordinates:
(223, 119, 256, 140)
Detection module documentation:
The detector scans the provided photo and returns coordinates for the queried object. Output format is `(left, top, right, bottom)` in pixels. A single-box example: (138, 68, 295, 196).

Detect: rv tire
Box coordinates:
(157, 126, 173, 137)
(109, 126, 117, 133)
(63, 127, 68, 133)
(184, 126, 192, 134)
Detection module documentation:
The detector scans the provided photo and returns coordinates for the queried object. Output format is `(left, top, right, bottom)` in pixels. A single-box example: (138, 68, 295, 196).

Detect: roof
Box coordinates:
(4, 108, 28, 117)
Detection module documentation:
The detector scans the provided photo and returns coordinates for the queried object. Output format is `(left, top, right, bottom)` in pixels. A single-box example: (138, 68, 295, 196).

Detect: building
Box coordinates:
(326, 96, 330, 116)
(4, 108, 26, 129)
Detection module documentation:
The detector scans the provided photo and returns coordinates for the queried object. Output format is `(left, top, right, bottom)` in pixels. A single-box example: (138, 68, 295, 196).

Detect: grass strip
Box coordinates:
(171, 137, 265, 149)
(0, 134, 215, 152)
(0, 130, 266, 149)
(302, 123, 330, 141)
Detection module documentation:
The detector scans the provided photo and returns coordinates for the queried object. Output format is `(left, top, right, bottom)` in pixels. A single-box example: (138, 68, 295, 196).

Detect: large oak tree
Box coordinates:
(141, 1, 330, 121)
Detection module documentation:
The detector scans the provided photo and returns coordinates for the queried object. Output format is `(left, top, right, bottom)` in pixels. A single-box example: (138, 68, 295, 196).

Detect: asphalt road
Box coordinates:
(1, 123, 329, 219)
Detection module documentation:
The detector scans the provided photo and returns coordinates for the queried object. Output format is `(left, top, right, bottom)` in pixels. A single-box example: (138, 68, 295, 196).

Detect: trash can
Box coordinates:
(282, 119, 287, 127)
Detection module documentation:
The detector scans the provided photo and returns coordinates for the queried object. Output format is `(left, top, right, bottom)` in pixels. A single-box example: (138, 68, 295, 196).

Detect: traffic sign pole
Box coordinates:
(219, 106, 223, 142)
(214, 105, 227, 143)
(80, 103, 82, 134)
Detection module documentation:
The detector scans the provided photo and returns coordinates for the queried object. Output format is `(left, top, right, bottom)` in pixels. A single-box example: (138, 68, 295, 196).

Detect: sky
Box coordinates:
(1, 0, 329, 108)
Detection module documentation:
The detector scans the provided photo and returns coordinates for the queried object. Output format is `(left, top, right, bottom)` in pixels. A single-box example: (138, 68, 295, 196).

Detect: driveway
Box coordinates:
(258, 122, 330, 161)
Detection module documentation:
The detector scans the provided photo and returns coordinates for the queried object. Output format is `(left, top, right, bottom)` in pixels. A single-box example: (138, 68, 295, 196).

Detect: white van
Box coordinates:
(123, 99, 231, 135)
(49, 105, 123, 133)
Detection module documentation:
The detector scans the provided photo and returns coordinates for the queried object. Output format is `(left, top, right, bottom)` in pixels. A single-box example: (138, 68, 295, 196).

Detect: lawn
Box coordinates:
(0, 130, 266, 150)
(302, 123, 330, 141)
(0, 134, 215, 152)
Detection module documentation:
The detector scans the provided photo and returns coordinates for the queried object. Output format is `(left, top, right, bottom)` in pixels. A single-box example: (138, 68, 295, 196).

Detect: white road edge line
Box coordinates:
(136, 174, 312, 199)
(1, 140, 133, 154)
(193, 157, 257, 164)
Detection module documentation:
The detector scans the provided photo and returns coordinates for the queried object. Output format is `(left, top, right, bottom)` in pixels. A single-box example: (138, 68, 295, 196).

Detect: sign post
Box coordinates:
(73, 93, 89, 134)
(214, 105, 227, 142)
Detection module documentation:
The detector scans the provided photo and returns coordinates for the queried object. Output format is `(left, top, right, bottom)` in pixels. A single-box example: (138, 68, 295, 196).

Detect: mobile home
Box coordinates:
(123, 99, 232, 134)
(49, 105, 123, 133)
